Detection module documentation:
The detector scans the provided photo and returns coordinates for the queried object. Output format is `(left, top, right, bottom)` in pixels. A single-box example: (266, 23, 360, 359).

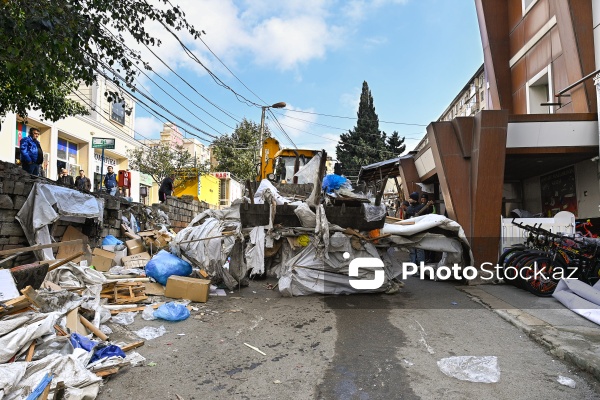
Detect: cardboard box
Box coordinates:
(126, 239, 145, 255)
(102, 245, 127, 265)
(165, 276, 211, 303)
(91, 248, 115, 272)
(121, 252, 151, 269)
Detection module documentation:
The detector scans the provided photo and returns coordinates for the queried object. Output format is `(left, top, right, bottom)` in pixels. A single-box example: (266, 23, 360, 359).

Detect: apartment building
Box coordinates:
(391, 0, 600, 266)
(0, 76, 147, 201)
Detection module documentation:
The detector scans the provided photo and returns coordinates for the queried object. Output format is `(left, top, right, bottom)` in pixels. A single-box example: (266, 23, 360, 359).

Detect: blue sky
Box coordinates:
(132, 0, 483, 159)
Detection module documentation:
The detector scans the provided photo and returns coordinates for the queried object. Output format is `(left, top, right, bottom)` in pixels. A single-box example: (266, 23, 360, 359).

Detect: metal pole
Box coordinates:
(100, 147, 105, 192)
(259, 106, 267, 162)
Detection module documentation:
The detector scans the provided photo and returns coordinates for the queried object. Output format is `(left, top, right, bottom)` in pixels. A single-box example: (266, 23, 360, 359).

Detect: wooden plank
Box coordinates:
(48, 252, 85, 272)
(21, 285, 42, 307)
(54, 325, 68, 336)
(120, 340, 145, 352)
(54, 382, 65, 400)
(79, 314, 109, 341)
(109, 303, 162, 315)
(25, 341, 36, 362)
(0, 240, 83, 257)
(95, 367, 119, 377)
(39, 380, 52, 400)
(114, 295, 148, 304)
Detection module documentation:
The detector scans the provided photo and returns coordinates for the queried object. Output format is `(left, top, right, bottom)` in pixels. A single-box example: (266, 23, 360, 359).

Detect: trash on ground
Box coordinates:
(557, 375, 576, 388)
(111, 312, 138, 325)
(154, 302, 190, 321)
(437, 356, 500, 383)
(134, 326, 167, 340)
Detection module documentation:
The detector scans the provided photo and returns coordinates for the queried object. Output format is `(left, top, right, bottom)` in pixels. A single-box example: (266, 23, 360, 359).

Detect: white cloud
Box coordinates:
(340, 87, 362, 114)
(135, 116, 164, 139)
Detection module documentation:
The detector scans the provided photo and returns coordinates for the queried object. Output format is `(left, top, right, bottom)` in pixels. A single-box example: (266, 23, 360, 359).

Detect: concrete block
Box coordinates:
(13, 182, 25, 196)
(0, 222, 23, 236)
(3, 180, 14, 194)
(0, 237, 10, 244)
(0, 194, 14, 209)
(0, 210, 17, 222)
(13, 195, 27, 210)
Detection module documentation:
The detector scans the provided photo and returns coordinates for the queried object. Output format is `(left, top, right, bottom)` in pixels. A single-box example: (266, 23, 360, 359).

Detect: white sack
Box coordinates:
(0, 312, 61, 363)
(552, 279, 600, 325)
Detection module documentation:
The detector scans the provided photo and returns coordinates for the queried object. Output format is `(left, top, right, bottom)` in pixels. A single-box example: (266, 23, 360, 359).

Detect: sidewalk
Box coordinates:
(458, 283, 600, 380)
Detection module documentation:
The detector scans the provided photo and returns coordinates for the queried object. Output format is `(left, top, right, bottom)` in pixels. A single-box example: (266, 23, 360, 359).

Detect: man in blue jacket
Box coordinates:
(104, 165, 118, 195)
(20, 128, 44, 176)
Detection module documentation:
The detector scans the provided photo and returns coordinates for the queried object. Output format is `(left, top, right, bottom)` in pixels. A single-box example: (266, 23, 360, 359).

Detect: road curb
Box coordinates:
(458, 287, 600, 381)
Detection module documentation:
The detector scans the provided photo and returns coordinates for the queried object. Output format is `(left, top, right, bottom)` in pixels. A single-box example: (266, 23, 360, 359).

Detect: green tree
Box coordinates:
(212, 119, 270, 181)
(0, 0, 201, 121)
(336, 81, 389, 176)
(127, 143, 206, 187)
(387, 131, 406, 156)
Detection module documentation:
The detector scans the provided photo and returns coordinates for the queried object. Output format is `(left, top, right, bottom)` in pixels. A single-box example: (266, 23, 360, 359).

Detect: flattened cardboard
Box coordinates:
(0, 269, 20, 301)
(121, 252, 151, 269)
(126, 239, 145, 255)
(57, 226, 88, 262)
(143, 282, 165, 296)
(165, 276, 210, 303)
(66, 307, 89, 335)
(92, 248, 115, 272)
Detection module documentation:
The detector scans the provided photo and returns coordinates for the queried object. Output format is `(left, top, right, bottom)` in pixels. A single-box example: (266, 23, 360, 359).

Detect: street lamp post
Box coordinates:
(259, 102, 286, 161)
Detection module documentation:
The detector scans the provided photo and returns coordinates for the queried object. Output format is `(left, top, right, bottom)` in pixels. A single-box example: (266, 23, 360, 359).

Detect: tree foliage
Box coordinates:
(336, 81, 401, 176)
(0, 0, 202, 121)
(211, 119, 271, 181)
(386, 131, 406, 156)
(127, 143, 207, 187)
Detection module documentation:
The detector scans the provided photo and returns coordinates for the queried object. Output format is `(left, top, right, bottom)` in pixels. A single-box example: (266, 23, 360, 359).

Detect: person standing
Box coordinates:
(57, 168, 74, 187)
(104, 166, 118, 195)
(20, 128, 44, 176)
(75, 169, 92, 191)
(396, 200, 410, 219)
(159, 173, 175, 203)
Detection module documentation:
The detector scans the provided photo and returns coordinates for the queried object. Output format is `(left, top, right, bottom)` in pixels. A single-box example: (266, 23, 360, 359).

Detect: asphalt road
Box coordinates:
(97, 276, 600, 400)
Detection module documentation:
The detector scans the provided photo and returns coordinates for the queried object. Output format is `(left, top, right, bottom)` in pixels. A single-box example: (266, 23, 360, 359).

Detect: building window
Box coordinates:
(111, 101, 126, 125)
(522, 0, 538, 15)
(526, 66, 552, 114)
(57, 138, 79, 177)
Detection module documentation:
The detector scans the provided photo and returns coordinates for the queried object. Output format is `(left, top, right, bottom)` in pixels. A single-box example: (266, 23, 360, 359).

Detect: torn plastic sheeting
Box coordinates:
(0, 312, 61, 363)
(294, 202, 317, 228)
(294, 153, 321, 185)
(15, 183, 104, 260)
(279, 266, 391, 297)
(27, 336, 74, 362)
(552, 279, 600, 325)
(246, 226, 266, 276)
(0, 353, 101, 400)
(281, 242, 380, 274)
(34, 288, 84, 315)
(134, 325, 167, 340)
(111, 311, 138, 325)
(126, 351, 146, 367)
(253, 180, 288, 205)
(45, 262, 106, 288)
(362, 203, 387, 222)
(437, 356, 500, 383)
(382, 214, 474, 266)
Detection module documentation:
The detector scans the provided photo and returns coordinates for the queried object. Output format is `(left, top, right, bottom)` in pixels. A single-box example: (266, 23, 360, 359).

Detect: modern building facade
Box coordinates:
(394, 0, 600, 266)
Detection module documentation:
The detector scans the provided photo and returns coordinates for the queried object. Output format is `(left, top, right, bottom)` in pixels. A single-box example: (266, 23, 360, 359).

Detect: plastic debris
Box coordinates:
(557, 375, 576, 388)
(145, 250, 193, 285)
(244, 342, 266, 356)
(111, 311, 138, 325)
(100, 325, 113, 335)
(147, 362, 157, 367)
(154, 302, 190, 322)
(126, 351, 147, 367)
(134, 325, 167, 340)
(90, 345, 126, 363)
(437, 356, 500, 383)
(142, 305, 157, 321)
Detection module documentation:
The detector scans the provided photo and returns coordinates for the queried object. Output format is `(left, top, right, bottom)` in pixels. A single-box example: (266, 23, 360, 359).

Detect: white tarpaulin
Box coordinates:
(382, 214, 474, 266)
(15, 183, 104, 260)
(0, 312, 60, 363)
(45, 262, 106, 288)
(553, 279, 600, 325)
(246, 226, 265, 276)
(0, 353, 101, 400)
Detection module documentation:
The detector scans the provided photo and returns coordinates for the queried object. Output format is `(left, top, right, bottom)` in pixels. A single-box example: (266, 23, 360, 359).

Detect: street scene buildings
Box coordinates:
(3, 1, 600, 399)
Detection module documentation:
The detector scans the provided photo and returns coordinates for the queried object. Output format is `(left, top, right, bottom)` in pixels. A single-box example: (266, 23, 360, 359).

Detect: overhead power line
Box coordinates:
(282, 109, 428, 127)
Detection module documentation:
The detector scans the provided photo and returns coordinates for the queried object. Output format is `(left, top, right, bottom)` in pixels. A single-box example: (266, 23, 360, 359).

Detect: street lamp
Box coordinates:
(259, 102, 286, 158)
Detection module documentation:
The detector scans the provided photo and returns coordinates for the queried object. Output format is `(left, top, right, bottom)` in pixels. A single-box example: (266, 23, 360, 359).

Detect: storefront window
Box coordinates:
(57, 137, 79, 178)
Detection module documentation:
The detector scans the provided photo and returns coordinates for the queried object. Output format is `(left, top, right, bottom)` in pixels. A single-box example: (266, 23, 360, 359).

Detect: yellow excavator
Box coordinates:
(256, 137, 320, 184)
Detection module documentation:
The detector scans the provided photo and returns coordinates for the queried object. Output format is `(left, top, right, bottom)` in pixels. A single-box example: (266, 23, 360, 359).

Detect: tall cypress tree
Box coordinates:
(336, 81, 389, 177)
(387, 131, 406, 156)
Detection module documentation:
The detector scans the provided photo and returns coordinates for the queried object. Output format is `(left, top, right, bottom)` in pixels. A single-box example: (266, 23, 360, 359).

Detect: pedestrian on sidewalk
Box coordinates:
(75, 169, 92, 191)
(20, 127, 44, 176)
(159, 173, 175, 203)
(57, 168, 74, 187)
(104, 166, 118, 195)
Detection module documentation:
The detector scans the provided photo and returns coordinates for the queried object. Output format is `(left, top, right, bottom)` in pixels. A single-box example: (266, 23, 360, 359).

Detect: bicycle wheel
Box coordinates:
(522, 256, 567, 297)
(511, 251, 548, 290)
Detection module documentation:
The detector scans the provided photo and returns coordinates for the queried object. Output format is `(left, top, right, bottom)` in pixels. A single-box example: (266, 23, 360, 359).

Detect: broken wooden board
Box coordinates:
(143, 282, 165, 296)
(0, 295, 30, 316)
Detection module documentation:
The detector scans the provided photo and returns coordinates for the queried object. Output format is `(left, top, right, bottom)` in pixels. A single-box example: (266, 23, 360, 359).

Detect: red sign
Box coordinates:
(118, 170, 131, 188)
(211, 172, 230, 179)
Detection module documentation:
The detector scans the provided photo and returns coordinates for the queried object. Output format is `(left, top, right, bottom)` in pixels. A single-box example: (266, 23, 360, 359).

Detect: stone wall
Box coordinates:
(0, 160, 208, 266)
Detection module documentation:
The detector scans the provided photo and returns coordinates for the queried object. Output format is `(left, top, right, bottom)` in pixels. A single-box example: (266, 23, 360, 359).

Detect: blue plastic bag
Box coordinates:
(90, 345, 126, 363)
(322, 174, 348, 194)
(70, 333, 97, 352)
(154, 302, 190, 321)
(102, 235, 123, 246)
(145, 250, 193, 285)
